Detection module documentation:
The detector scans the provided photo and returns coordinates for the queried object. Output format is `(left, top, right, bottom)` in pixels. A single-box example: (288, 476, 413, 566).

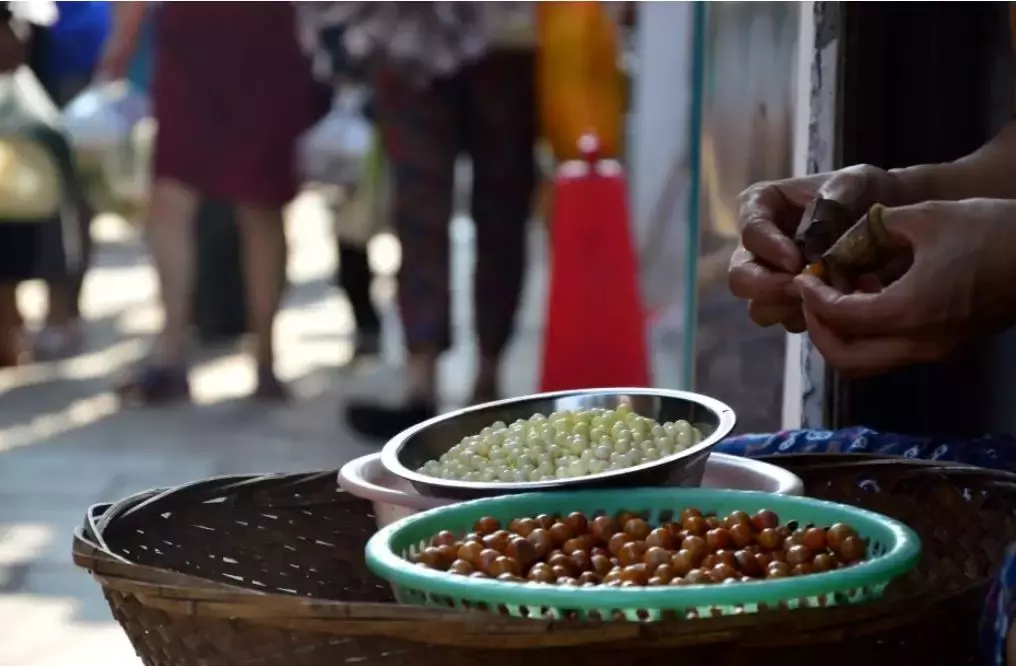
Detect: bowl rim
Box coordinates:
(380, 388, 737, 494)
(338, 453, 451, 511)
(341, 451, 804, 509)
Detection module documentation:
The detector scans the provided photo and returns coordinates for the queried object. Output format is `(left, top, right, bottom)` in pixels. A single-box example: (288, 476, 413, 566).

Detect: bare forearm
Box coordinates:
(890, 120, 1016, 203)
(106, 2, 146, 57)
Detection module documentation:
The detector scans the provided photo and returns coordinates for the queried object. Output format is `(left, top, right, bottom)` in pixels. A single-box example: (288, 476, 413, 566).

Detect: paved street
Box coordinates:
(0, 193, 547, 665)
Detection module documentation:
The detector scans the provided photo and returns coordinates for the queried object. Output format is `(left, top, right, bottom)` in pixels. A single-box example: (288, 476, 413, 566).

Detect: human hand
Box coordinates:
(794, 198, 1016, 376)
(729, 164, 904, 332)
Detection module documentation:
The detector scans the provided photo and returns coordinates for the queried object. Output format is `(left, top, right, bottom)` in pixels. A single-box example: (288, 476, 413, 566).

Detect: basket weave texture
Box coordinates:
(72, 454, 1016, 665)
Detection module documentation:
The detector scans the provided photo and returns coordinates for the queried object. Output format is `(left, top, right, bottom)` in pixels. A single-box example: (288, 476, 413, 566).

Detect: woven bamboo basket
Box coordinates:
(72, 454, 1016, 665)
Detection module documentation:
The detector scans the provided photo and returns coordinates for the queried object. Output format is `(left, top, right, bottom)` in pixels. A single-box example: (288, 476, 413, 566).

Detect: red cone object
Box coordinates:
(540, 140, 650, 392)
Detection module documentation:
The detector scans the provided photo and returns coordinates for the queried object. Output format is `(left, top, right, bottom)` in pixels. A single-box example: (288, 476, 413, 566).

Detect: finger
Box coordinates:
(818, 163, 909, 217)
(802, 307, 932, 378)
(871, 251, 913, 287)
(737, 186, 807, 274)
(739, 215, 803, 276)
(794, 273, 913, 336)
(816, 168, 878, 220)
(854, 273, 884, 294)
(737, 175, 829, 234)
(783, 311, 806, 334)
(748, 301, 801, 328)
(868, 201, 955, 255)
(729, 253, 797, 305)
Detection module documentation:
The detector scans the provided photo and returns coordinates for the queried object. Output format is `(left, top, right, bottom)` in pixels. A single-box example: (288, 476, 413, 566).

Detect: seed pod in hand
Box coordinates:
(820, 203, 911, 292)
(795, 198, 858, 264)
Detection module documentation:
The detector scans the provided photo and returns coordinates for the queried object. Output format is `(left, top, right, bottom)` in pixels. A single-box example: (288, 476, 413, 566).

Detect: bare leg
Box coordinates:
(148, 178, 200, 365)
(0, 283, 23, 367)
(36, 190, 94, 360)
(235, 203, 289, 398)
(115, 178, 199, 405)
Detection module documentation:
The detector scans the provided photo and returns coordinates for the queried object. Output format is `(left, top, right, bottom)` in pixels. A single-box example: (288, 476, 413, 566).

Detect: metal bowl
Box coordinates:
(380, 388, 736, 500)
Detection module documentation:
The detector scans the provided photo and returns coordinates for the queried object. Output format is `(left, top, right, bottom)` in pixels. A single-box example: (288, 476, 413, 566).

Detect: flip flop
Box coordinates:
(115, 364, 192, 406)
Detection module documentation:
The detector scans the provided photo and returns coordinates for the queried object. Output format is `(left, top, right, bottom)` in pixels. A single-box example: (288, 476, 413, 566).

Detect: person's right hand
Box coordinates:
(728, 164, 906, 333)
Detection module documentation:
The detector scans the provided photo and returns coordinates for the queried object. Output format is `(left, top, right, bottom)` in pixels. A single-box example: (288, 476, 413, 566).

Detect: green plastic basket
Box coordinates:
(365, 488, 921, 622)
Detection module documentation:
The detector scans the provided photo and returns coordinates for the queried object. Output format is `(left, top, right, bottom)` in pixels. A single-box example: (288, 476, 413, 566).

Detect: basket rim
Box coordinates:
(72, 460, 1010, 647)
(365, 488, 922, 611)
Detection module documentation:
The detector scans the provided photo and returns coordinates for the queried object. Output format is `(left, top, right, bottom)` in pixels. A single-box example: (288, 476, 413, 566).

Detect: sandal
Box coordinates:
(115, 364, 192, 406)
(352, 329, 382, 361)
(32, 322, 84, 361)
(253, 366, 291, 402)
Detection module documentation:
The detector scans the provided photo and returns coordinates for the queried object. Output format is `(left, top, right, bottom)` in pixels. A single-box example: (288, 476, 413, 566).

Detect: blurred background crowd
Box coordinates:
(0, 0, 792, 440)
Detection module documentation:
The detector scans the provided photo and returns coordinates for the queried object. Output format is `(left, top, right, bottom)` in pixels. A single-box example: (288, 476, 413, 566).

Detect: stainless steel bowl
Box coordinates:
(380, 388, 736, 500)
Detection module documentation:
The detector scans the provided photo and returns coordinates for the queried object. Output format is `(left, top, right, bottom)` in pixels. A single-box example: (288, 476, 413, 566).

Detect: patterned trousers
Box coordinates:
(374, 51, 536, 357)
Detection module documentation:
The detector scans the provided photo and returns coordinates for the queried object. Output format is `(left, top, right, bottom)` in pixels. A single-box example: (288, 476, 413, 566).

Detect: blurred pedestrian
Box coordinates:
(0, 1, 92, 367)
(302, 3, 537, 440)
(24, 0, 107, 359)
(99, 2, 328, 404)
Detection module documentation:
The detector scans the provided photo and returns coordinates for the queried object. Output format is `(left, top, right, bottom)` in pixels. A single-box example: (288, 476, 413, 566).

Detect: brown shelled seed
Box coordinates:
(839, 535, 867, 563)
(607, 532, 632, 555)
(643, 546, 671, 569)
(826, 523, 857, 551)
(506, 537, 538, 569)
(645, 527, 675, 550)
(449, 559, 474, 575)
(751, 509, 780, 531)
(535, 514, 556, 529)
(590, 515, 616, 542)
(591, 553, 613, 576)
(474, 517, 501, 535)
(565, 512, 589, 534)
(623, 517, 651, 541)
(432, 530, 458, 547)
(476, 548, 500, 573)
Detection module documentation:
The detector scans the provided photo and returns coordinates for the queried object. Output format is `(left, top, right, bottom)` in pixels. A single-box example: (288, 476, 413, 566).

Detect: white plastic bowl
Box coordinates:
(338, 452, 804, 528)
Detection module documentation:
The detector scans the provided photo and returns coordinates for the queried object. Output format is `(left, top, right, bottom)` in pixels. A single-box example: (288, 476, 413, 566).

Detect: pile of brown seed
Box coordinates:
(411, 509, 868, 587)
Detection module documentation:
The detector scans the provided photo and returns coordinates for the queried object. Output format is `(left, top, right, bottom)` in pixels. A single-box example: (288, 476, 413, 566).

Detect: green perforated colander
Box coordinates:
(365, 488, 921, 622)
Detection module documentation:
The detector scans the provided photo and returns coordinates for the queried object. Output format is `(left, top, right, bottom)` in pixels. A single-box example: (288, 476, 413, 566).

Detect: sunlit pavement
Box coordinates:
(0, 192, 547, 665)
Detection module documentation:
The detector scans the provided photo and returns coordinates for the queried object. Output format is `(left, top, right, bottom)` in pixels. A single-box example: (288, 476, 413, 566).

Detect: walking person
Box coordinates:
(0, 1, 94, 367)
(99, 2, 328, 403)
(301, 3, 538, 440)
(24, 0, 107, 359)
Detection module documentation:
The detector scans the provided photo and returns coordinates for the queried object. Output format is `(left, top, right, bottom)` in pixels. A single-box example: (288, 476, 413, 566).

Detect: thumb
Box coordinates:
(870, 201, 941, 250)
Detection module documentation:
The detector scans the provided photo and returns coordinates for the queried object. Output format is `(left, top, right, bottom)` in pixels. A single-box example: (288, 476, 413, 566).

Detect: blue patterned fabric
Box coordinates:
(716, 428, 1016, 666)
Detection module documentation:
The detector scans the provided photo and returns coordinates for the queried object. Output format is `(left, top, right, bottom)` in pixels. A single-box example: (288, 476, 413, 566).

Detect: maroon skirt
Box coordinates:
(152, 2, 327, 208)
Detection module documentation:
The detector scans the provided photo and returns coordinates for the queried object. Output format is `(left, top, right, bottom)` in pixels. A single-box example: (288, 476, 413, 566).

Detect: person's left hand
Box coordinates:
(793, 198, 1016, 377)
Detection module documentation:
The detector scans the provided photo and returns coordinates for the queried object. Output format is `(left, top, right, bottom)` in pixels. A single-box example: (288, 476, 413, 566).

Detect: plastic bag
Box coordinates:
(333, 130, 389, 245)
(60, 80, 148, 154)
(0, 136, 62, 221)
(0, 67, 68, 222)
(299, 88, 373, 187)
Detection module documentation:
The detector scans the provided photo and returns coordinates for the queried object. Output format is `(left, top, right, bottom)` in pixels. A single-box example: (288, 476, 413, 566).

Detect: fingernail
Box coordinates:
(793, 273, 825, 297)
